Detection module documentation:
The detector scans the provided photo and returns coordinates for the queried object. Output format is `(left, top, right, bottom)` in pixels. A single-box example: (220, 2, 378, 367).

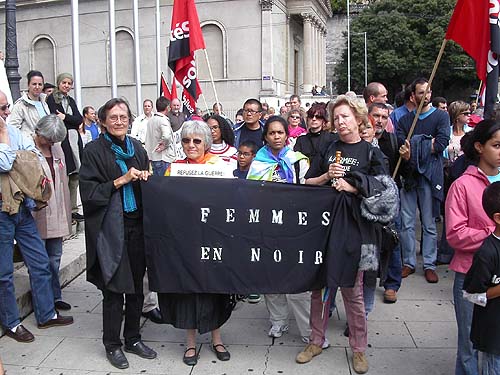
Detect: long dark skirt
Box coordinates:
(158, 293, 233, 334)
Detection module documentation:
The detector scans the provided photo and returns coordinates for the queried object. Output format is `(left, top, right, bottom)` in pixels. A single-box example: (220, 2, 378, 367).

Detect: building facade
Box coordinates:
(0, 0, 331, 115)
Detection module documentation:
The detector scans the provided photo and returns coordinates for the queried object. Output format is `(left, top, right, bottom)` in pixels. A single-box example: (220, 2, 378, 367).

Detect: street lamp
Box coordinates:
(5, 0, 21, 101)
(347, 0, 350, 91)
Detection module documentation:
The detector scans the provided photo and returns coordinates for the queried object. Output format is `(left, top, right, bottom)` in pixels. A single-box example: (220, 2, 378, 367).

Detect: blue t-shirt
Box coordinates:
(487, 170, 500, 184)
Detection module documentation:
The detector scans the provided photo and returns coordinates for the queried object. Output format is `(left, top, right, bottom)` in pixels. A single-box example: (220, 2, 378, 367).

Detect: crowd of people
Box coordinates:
(1, 72, 500, 375)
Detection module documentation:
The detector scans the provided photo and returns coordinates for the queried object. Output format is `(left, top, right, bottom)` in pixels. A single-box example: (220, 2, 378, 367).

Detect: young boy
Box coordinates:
(464, 181, 500, 373)
(233, 141, 257, 179)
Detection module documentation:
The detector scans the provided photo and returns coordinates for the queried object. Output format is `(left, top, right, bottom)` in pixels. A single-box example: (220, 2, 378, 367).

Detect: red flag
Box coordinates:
(159, 73, 171, 100)
(445, 0, 490, 82)
(168, 0, 205, 115)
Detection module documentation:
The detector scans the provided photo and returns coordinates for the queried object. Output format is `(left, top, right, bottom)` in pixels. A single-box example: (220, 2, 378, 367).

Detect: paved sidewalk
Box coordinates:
(0, 257, 456, 375)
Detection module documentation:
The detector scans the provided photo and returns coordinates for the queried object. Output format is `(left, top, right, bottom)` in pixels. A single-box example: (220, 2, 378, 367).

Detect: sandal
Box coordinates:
(182, 347, 198, 366)
(212, 343, 230, 361)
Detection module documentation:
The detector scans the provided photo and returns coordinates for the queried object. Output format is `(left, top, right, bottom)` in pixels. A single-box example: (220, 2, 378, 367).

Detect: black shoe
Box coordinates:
(37, 313, 73, 329)
(4, 324, 35, 343)
(124, 340, 157, 359)
(72, 212, 84, 222)
(344, 324, 350, 337)
(183, 347, 198, 366)
(212, 344, 230, 361)
(142, 308, 163, 324)
(55, 300, 72, 311)
(106, 348, 129, 369)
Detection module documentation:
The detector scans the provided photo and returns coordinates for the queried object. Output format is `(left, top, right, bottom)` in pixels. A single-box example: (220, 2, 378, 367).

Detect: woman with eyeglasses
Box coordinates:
(286, 109, 307, 148)
(206, 114, 237, 167)
(446, 101, 473, 163)
(162, 120, 233, 366)
(79, 98, 155, 370)
(47, 73, 84, 223)
(9, 70, 50, 136)
(294, 102, 337, 160)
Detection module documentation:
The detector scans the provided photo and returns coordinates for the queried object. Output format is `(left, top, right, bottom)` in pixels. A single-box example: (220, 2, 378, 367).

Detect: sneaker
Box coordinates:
(295, 343, 323, 364)
(301, 336, 330, 349)
(268, 324, 289, 338)
(247, 294, 261, 304)
(352, 352, 369, 374)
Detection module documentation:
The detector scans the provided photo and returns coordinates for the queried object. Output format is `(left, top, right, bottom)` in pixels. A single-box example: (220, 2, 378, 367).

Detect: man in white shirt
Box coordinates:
(130, 99, 153, 145)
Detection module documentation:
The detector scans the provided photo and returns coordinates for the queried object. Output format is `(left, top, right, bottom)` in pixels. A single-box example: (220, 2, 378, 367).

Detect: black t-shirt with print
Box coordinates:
(305, 139, 388, 185)
(464, 235, 500, 355)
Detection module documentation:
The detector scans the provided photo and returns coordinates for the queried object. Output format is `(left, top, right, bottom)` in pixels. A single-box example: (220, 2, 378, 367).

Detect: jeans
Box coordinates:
(44, 238, 63, 302)
(385, 212, 402, 291)
(400, 177, 437, 270)
(151, 161, 169, 176)
(482, 352, 500, 375)
(0, 204, 55, 329)
(363, 271, 377, 316)
(310, 271, 367, 352)
(453, 272, 479, 375)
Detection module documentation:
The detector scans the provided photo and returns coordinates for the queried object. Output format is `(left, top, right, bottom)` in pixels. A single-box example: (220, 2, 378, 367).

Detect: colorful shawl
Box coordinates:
(247, 145, 307, 183)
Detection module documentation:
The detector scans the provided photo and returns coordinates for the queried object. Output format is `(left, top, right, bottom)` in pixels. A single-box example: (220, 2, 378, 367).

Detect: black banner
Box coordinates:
(143, 177, 339, 294)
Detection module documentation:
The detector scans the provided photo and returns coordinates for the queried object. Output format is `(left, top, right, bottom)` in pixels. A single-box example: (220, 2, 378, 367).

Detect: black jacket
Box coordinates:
(47, 94, 83, 174)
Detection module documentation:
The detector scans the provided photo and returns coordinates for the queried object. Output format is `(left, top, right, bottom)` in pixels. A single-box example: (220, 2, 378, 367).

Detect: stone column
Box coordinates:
(315, 21, 320, 88)
(322, 28, 327, 87)
(260, 0, 274, 96)
(301, 13, 313, 94)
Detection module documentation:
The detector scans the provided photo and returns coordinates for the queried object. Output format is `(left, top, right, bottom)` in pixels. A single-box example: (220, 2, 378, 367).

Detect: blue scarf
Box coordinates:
(104, 133, 137, 212)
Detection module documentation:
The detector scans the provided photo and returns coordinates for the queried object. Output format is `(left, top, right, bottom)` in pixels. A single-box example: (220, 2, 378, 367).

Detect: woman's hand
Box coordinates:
(333, 177, 358, 194)
(327, 162, 345, 180)
(114, 168, 150, 189)
(56, 110, 66, 121)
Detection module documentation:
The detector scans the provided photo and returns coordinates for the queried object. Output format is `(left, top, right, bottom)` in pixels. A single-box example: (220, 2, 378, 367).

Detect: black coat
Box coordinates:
(47, 94, 83, 174)
(79, 135, 149, 293)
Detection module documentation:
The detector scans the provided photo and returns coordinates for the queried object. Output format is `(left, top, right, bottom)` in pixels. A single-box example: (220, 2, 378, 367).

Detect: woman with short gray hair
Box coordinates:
(32, 114, 72, 311)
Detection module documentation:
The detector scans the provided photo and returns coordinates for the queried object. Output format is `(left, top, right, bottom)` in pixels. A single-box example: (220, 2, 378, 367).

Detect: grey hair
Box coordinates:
(181, 120, 212, 151)
(35, 114, 67, 143)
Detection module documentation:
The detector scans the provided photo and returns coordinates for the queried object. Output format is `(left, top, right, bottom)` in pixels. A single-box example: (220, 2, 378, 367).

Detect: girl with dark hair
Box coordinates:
(247, 115, 311, 343)
(207, 114, 237, 167)
(445, 119, 500, 375)
(9, 70, 50, 136)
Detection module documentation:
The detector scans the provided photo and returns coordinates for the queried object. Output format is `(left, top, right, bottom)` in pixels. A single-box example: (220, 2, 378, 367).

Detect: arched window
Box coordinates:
(115, 29, 135, 85)
(31, 36, 56, 84)
(195, 22, 226, 80)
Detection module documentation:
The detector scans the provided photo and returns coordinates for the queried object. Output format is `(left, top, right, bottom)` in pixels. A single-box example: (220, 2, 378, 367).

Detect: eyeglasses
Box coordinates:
(108, 115, 129, 124)
(290, 116, 301, 120)
(461, 111, 471, 116)
(209, 125, 220, 131)
(243, 109, 261, 115)
(0, 104, 10, 111)
(237, 151, 254, 158)
(181, 137, 203, 145)
(308, 114, 324, 120)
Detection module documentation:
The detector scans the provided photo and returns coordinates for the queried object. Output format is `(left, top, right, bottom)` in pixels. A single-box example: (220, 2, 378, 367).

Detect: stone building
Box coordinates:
(0, 0, 331, 115)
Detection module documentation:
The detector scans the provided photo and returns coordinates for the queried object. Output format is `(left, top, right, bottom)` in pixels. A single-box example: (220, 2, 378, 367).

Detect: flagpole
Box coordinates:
(392, 38, 448, 179)
(200, 93, 210, 114)
(203, 49, 220, 114)
(155, 0, 161, 97)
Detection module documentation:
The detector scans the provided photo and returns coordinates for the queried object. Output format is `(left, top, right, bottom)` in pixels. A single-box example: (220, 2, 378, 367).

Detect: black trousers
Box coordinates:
(102, 219, 146, 351)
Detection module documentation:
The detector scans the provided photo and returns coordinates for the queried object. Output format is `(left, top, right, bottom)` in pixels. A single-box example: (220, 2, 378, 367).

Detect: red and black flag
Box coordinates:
(168, 0, 205, 115)
(159, 73, 171, 100)
(446, 0, 499, 119)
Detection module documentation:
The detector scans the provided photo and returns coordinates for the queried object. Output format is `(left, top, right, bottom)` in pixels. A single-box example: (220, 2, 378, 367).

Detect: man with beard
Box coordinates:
(396, 78, 450, 284)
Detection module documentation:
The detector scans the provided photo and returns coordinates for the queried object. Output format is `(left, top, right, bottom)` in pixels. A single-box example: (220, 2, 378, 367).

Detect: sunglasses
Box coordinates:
(0, 104, 10, 111)
(290, 116, 301, 120)
(181, 137, 203, 145)
(308, 114, 324, 120)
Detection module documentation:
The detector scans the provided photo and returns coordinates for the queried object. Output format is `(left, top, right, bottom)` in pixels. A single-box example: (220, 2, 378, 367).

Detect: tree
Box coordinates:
(333, 0, 477, 101)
